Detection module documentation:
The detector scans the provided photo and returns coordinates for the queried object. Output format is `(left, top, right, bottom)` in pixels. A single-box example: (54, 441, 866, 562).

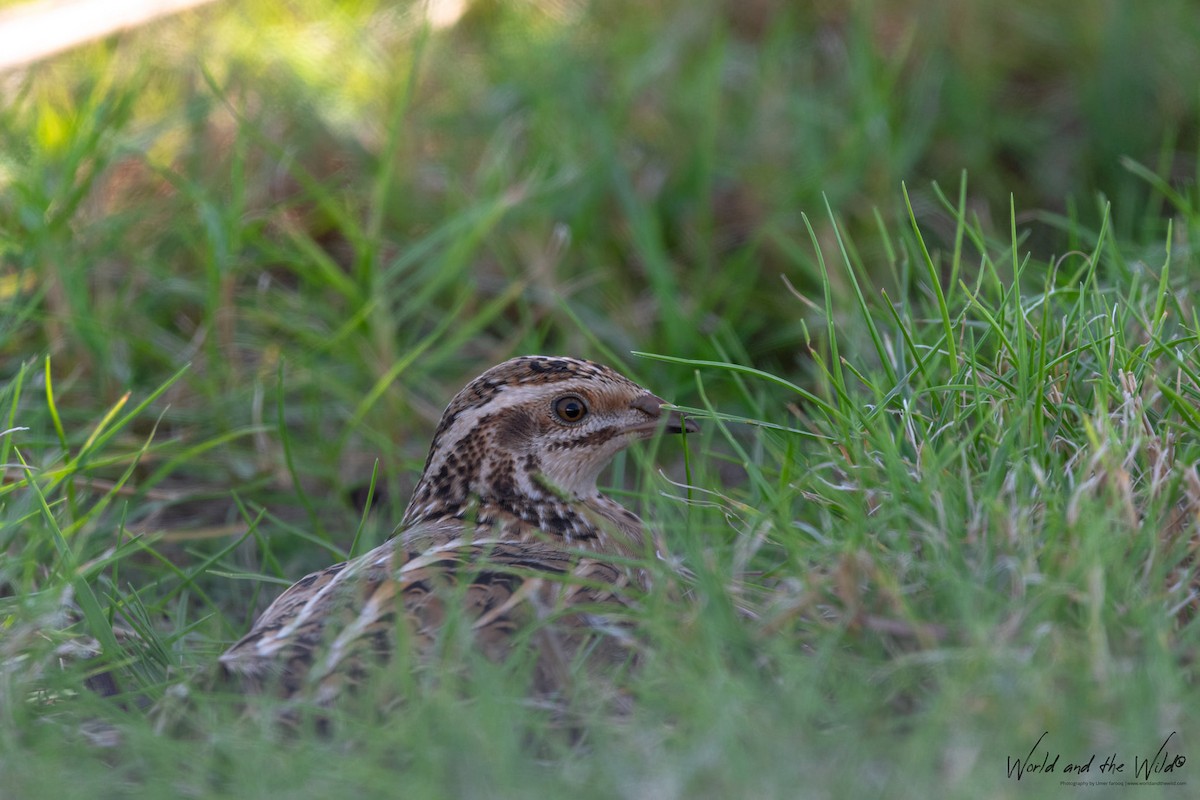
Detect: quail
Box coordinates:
(220, 356, 696, 703)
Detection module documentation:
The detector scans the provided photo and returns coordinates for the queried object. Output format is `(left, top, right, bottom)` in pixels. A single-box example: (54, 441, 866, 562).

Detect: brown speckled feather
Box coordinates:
(220, 356, 696, 702)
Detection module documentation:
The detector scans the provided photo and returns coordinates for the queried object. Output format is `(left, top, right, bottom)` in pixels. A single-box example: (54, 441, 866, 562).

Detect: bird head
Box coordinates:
(403, 356, 696, 527)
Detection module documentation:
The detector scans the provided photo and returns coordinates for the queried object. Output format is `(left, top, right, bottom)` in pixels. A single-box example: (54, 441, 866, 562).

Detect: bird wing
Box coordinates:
(219, 518, 639, 699)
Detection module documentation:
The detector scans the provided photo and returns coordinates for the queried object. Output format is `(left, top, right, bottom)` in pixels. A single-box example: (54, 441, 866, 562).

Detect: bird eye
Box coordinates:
(552, 394, 588, 424)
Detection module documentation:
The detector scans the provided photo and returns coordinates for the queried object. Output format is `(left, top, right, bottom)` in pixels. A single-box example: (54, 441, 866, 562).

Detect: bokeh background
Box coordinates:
(4, 0, 1197, 504)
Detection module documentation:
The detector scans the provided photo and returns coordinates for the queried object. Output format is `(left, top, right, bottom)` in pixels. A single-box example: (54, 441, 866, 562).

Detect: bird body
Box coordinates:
(220, 356, 695, 701)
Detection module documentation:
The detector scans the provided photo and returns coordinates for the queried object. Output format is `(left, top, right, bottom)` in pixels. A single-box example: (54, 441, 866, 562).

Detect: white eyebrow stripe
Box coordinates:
(436, 379, 601, 447)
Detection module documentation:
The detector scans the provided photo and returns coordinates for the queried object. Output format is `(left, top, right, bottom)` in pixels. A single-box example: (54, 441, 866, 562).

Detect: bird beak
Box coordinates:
(629, 393, 699, 435)
(663, 408, 699, 435)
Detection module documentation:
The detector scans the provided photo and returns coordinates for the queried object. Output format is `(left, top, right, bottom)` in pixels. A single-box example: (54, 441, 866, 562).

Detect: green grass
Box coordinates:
(2, 1, 1199, 798)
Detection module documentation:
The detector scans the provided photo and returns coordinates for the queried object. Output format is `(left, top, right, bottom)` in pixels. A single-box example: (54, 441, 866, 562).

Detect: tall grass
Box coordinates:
(1, 1, 1198, 798)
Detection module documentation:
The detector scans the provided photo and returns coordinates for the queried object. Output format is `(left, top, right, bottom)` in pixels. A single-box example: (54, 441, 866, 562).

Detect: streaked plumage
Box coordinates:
(220, 356, 696, 702)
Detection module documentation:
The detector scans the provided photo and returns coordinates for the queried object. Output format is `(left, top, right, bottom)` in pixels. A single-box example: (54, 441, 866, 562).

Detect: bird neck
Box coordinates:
(402, 467, 645, 554)
(400, 414, 646, 553)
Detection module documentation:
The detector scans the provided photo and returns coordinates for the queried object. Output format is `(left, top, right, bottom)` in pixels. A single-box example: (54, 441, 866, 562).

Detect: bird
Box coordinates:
(219, 355, 697, 705)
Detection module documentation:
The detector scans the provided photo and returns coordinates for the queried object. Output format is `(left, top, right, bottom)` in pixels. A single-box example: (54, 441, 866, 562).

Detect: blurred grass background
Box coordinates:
(1, 1, 1199, 797)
